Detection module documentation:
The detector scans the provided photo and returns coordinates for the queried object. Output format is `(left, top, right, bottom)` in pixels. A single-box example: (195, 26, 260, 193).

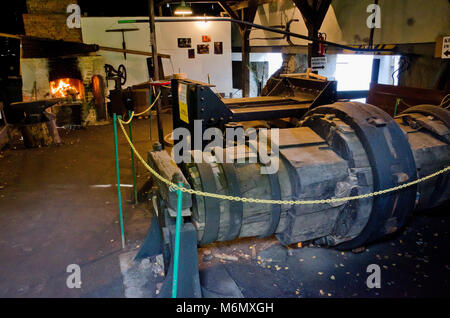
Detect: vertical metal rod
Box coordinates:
(149, 88, 153, 140)
(368, 0, 379, 49)
(149, 0, 165, 148)
(128, 111, 138, 204)
(172, 182, 183, 298)
(113, 114, 126, 249)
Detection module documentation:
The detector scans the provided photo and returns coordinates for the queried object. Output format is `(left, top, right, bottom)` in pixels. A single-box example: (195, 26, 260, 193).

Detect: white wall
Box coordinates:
(81, 17, 233, 94)
(332, 0, 450, 45)
(250, 1, 344, 47)
(81, 17, 150, 87)
(249, 0, 449, 47)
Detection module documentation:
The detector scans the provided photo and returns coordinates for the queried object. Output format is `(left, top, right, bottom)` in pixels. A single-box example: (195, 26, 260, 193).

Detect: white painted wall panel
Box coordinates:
(81, 17, 233, 94)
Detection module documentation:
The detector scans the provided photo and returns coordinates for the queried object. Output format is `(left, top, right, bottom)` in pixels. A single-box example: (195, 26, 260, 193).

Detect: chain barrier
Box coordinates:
(119, 90, 161, 125)
(117, 119, 449, 205)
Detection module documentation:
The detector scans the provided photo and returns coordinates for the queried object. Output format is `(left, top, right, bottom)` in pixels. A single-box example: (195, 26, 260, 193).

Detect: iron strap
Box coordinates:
(306, 102, 417, 249)
(260, 171, 282, 238)
(196, 163, 221, 244)
(220, 161, 244, 241)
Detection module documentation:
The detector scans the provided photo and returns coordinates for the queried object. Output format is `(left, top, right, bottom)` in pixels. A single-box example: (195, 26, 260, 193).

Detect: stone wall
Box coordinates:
(26, 0, 75, 14)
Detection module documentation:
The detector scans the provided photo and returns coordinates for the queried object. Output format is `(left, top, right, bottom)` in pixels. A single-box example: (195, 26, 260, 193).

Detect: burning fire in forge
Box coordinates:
(49, 78, 84, 99)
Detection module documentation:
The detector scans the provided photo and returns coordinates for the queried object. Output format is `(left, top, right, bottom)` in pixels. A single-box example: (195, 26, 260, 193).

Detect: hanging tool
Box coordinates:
(105, 28, 139, 60)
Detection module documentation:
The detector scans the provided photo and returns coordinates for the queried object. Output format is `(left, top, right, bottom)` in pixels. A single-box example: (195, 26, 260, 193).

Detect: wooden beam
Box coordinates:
(293, 0, 332, 32)
(292, 0, 332, 68)
(217, 1, 240, 21)
(0, 33, 22, 39)
(292, 0, 316, 31)
(243, 0, 259, 25)
(316, 0, 332, 28)
(98, 46, 170, 59)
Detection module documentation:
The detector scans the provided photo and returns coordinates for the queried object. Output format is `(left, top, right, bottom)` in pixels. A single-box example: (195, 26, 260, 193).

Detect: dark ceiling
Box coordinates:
(0, 0, 230, 35)
(79, 0, 226, 17)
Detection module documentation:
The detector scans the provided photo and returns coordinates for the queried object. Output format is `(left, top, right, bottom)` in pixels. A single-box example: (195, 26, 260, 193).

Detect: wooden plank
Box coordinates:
(0, 33, 22, 39)
(98, 46, 170, 59)
(222, 96, 294, 104)
(367, 83, 446, 116)
(176, 78, 215, 87)
(277, 127, 325, 147)
(434, 36, 444, 58)
(217, 0, 240, 21)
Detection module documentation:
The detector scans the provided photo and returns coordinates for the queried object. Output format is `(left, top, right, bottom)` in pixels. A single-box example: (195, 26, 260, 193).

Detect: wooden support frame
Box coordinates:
(218, 1, 240, 21)
(218, 0, 258, 97)
(292, 0, 332, 67)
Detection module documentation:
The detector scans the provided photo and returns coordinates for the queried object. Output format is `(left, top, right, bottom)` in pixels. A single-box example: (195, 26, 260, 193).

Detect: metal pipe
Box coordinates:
(113, 114, 126, 249)
(148, 0, 166, 148)
(118, 18, 396, 53)
(368, 0, 379, 49)
(128, 110, 138, 204)
(172, 181, 184, 298)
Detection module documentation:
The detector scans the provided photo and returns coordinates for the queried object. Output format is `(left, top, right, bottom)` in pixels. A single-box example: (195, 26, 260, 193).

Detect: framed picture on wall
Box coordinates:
(214, 42, 223, 54)
(188, 49, 195, 59)
(202, 35, 211, 42)
(197, 44, 209, 54)
(178, 38, 191, 48)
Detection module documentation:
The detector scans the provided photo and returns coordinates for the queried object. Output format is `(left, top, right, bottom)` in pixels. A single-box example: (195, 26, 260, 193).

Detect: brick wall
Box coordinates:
(23, 0, 82, 42)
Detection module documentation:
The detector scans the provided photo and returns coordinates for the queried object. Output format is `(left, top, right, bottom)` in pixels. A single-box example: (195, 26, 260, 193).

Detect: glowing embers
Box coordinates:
(49, 78, 84, 99)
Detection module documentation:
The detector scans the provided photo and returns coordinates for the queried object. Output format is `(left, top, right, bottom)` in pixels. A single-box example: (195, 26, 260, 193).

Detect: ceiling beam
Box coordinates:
(292, 0, 332, 33)
(242, 0, 259, 26)
(218, 0, 240, 21)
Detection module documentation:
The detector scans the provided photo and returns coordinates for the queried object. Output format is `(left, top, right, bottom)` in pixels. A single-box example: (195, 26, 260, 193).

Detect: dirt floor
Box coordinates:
(0, 115, 449, 298)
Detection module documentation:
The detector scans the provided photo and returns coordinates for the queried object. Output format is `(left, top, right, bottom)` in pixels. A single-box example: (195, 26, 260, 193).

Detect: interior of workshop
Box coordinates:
(0, 0, 449, 303)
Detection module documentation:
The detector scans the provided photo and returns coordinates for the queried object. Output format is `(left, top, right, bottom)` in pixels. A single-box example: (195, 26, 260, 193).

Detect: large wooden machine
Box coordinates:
(136, 77, 450, 297)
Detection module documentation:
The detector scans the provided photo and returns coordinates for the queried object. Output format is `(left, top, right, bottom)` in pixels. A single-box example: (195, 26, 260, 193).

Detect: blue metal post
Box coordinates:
(172, 182, 183, 298)
(113, 114, 126, 249)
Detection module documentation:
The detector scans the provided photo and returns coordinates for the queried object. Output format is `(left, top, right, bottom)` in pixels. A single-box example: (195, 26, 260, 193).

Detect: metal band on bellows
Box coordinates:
(260, 171, 282, 238)
(304, 102, 417, 249)
(220, 161, 244, 241)
(401, 104, 450, 141)
(196, 163, 221, 244)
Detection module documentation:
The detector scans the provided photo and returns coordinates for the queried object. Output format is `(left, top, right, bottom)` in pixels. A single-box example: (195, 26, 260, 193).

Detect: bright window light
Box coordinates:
(335, 54, 374, 91)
